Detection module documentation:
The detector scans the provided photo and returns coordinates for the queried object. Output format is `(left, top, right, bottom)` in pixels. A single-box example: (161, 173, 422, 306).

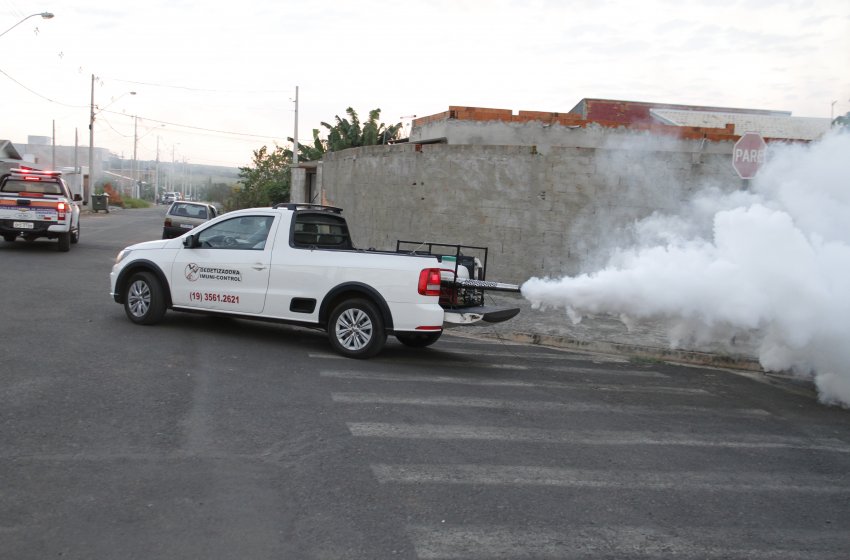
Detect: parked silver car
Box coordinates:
(162, 201, 218, 239)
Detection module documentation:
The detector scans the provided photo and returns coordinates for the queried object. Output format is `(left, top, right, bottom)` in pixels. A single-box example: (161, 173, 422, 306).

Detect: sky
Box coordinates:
(2, 0, 849, 169)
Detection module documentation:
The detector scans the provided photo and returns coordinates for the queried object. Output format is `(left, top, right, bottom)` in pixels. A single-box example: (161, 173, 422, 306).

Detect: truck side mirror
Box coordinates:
(73, 194, 83, 202)
(183, 234, 199, 249)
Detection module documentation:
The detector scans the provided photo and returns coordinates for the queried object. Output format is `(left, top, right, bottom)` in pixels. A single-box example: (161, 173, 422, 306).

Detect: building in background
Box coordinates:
(295, 98, 833, 283)
(1, 139, 26, 175)
(3, 137, 239, 202)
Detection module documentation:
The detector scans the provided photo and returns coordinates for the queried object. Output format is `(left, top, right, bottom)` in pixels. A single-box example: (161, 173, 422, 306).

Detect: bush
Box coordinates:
(122, 198, 150, 209)
(101, 183, 123, 207)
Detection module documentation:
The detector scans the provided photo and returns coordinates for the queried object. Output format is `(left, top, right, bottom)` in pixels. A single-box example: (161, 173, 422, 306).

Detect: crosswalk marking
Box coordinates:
(348, 422, 850, 453)
(321, 370, 709, 395)
(409, 526, 840, 560)
(371, 463, 849, 492)
(316, 336, 850, 559)
(310, 353, 528, 369)
(307, 351, 628, 368)
(428, 346, 629, 363)
(332, 392, 769, 417)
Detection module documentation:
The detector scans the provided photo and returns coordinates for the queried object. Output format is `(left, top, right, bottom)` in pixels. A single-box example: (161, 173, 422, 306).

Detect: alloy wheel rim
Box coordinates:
(128, 280, 151, 317)
(336, 308, 373, 351)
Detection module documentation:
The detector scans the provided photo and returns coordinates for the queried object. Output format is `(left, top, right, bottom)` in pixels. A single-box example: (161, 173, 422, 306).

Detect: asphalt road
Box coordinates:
(1, 206, 849, 559)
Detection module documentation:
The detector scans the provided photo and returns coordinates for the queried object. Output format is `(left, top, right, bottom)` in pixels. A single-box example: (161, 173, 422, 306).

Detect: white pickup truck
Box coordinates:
(0, 168, 82, 251)
(110, 204, 519, 358)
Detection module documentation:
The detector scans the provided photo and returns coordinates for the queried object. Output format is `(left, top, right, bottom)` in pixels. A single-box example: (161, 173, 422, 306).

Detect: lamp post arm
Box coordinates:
(0, 12, 54, 39)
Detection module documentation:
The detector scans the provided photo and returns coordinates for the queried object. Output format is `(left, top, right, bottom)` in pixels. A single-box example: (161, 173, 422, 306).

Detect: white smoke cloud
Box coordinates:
(522, 132, 850, 407)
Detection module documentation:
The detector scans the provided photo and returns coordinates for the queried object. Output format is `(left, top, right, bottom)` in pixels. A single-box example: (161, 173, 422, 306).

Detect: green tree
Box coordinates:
(233, 108, 403, 209)
(204, 182, 236, 205)
(290, 107, 403, 162)
(235, 145, 292, 209)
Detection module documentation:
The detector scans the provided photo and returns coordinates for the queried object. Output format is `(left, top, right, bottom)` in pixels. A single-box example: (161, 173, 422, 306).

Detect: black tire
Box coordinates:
(3, 234, 15, 243)
(57, 232, 71, 252)
(71, 226, 80, 244)
(396, 331, 442, 348)
(328, 298, 386, 359)
(124, 271, 167, 325)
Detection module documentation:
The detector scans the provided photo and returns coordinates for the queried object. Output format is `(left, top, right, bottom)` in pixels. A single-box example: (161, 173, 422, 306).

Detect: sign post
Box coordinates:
(732, 132, 767, 182)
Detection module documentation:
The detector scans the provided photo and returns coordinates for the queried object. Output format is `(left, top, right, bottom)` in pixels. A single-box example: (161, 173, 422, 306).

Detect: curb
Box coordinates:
(447, 329, 820, 400)
(494, 331, 764, 371)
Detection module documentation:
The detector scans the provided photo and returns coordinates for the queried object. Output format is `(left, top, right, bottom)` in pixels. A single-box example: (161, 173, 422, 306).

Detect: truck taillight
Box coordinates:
(57, 202, 66, 220)
(418, 268, 442, 297)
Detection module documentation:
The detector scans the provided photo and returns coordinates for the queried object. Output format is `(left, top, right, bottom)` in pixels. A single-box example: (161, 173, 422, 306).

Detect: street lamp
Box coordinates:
(133, 118, 164, 200)
(0, 11, 54, 39)
(87, 74, 135, 204)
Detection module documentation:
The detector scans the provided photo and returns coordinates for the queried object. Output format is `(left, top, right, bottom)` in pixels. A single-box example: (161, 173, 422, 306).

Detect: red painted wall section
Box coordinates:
(411, 101, 790, 143)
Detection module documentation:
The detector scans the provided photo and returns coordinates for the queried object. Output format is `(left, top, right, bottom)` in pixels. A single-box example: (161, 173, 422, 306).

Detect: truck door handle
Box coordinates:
(252, 263, 267, 271)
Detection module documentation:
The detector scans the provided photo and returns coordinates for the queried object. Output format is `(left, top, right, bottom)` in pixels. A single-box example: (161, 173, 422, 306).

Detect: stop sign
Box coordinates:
(732, 132, 767, 179)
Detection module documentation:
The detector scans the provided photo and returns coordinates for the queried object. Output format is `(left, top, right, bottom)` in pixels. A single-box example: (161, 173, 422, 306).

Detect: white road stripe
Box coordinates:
(309, 351, 633, 370)
(431, 347, 627, 361)
(330, 392, 769, 417)
(410, 525, 840, 559)
(372, 464, 849, 493)
(307, 350, 628, 368)
(348, 422, 850, 453)
(321, 370, 710, 395)
(309, 354, 527, 369)
(519, 365, 668, 378)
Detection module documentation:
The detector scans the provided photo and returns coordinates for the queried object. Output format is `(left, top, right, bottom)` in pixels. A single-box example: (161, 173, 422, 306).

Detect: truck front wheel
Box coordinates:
(124, 272, 167, 325)
(328, 298, 386, 359)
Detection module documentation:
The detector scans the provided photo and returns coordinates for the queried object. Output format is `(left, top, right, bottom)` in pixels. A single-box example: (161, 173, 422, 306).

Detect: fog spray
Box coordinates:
(522, 132, 850, 407)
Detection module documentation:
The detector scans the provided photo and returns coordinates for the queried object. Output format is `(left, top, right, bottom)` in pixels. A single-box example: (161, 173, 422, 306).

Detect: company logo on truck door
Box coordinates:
(185, 263, 242, 282)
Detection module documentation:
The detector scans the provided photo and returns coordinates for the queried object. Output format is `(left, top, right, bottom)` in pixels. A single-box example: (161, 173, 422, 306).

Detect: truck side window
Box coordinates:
(197, 216, 274, 250)
(293, 214, 353, 250)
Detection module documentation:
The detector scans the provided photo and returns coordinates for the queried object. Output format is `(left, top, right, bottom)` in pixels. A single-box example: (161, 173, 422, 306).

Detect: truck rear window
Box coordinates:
(1, 179, 64, 195)
(293, 214, 353, 249)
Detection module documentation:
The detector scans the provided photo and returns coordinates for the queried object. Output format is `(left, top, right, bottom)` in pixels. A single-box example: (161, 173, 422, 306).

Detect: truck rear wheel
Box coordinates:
(57, 232, 71, 252)
(396, 331, 442, 348)
(124, 271, 167, 325)
(3, 234, 15, 243)
(328, 298, 386, 359)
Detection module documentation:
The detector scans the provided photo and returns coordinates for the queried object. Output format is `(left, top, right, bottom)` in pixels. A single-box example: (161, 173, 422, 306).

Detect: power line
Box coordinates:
(104, 76, 291, 95)
(2, 67, 285, 141)
(0, 66, 88, 108)
(99, 108, 282, 140)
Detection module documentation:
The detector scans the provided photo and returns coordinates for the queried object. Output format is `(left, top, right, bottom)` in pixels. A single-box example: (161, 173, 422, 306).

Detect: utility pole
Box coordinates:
(155, 136, 160, 203)
(74, 128, 79, 197)
(293, 85, 299, 165)
(133, 116, 138, 198)
(87, 73, 95, 205)
(52, 120, 56, 169)
(171, 145, 176, 191)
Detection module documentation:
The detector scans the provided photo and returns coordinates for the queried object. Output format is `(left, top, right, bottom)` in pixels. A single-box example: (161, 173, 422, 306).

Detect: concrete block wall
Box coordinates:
(319, 130, 741, 285)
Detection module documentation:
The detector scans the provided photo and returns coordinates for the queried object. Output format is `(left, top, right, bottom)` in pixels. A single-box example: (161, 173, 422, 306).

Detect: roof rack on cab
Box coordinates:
(273, 203, 343, 214)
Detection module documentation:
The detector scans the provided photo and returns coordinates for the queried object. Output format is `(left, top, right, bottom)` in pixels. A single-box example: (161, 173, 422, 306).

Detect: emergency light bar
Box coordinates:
(10, 168, 63, 179)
